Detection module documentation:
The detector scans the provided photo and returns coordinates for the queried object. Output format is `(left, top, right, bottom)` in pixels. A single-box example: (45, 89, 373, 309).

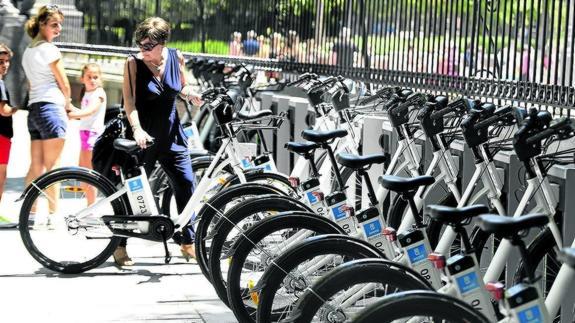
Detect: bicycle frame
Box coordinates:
(75, 136, 247, 232)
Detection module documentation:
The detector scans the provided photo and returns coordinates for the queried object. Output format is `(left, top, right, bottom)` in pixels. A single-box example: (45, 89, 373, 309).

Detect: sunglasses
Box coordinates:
(137, 42, 160, 52)
(44, 4, 63, 13)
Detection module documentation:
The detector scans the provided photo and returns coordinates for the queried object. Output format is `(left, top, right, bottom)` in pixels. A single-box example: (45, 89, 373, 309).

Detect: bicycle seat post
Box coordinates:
(451, 223, 474, 256)
(401, 191, 423, 229)
(323, 142, 345, 191)
(511, 234, 537, 284)
(357, 168, 378, 206)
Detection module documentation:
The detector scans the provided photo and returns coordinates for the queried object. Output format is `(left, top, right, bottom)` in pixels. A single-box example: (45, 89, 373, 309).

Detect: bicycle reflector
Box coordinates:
(383, 227, 397, 242)
(427, 252, 446, 269)
(111, 165, 121, 176)
(288, 177, 301, 188)
(341, 204, 355, 217)
(311, 191, 324, 201)
(485, 281, 505, 301)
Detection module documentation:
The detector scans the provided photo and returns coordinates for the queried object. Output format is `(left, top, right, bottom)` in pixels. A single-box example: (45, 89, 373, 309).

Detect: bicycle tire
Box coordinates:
(331, 166, 364, 210)
(19, 167, 129, 274)
(512, 227, 561, 322)
(195, 183, 286, 282)
(387, 191, 457, 248)
(352, 290, 489, 323)
(208, 195, 313, 305)
(226, 212, 345, 323)
(256, 234, 385, 323)
(222, 169, 296, 197)
(287, 258, 433, 323)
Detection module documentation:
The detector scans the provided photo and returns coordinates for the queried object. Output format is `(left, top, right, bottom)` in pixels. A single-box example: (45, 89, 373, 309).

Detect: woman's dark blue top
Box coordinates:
(134, 48, 187, 153)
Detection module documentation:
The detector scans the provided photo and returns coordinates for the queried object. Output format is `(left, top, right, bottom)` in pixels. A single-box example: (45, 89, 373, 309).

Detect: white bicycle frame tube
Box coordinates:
(76, 137, 243, 231)
(483, 161, 561, 283)
(434, 158, 506, 255)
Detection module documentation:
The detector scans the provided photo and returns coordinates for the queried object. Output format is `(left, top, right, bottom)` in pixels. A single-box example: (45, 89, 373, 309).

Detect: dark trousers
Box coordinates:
(119, 147, 195, 246)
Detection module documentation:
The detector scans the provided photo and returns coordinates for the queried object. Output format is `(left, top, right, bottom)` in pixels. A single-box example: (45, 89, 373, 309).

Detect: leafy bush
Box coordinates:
(168, 40, 229, 55)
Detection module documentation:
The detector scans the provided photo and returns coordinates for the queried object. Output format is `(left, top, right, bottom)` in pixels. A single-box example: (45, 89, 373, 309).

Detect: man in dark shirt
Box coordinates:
(0, 44, 17, 207)
(243, 30, 260, 57)
(331, 27, 358, 67)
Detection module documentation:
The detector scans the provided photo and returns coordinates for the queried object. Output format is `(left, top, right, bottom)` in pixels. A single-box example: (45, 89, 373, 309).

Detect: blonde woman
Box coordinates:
(22, 5, 72, 226)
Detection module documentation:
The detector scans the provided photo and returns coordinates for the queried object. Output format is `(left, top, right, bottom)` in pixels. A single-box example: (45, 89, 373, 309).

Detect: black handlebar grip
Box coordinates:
(525, 117, 572, 145)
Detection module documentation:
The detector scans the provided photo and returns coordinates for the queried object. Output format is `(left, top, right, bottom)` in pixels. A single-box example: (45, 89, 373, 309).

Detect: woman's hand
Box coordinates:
(133, 126, 153, 149)
(188, 93, 204, 106)
(183, 85, 203, 106)
(66, 105, 81, 119)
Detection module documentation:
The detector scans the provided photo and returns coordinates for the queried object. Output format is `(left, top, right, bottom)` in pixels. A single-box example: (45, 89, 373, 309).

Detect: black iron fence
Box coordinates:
(57, 0, 575, 110)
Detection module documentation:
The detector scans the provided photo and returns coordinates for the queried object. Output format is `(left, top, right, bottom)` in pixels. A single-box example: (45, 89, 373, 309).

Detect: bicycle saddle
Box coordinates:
(426, 205, 489, 225)
(336, 153, 386, 170)
(113, 138, 143, 154)
(285, 142, 319, 155)
(558, 248, 575, 269)
(236, 109, 273, 121)
(378, 175, 435, 193)
(477, 214, 548, 237)
(302, 129, 348, 143)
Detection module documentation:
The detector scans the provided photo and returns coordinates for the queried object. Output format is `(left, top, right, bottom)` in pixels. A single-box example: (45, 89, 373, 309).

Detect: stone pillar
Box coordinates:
(30, 0, 86, 43)
(0, 0, 27, 105)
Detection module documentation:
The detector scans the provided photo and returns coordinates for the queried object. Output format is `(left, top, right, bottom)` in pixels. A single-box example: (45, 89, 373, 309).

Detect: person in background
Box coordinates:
(123, 17, 202, 265)
(67, 63, 107, 206)
(229, 31, 243, 57)
(0, 44, 17, 207)
(21, 4, 73, 226)
(331, 27, 358, 67)
(257, 35, 270, 59)
(243, 30, 260, 57)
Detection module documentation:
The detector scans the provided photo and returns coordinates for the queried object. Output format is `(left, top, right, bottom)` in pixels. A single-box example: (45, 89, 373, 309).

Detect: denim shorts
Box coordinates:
(28, 102, 67, 140)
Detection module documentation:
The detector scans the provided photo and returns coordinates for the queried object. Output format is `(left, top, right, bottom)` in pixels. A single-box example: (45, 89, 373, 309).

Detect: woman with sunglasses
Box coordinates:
(121, 17, 202, 266)
(21, 5, 73, 226)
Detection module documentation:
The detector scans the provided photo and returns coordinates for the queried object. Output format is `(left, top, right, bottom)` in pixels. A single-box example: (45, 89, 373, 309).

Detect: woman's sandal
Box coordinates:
(180, 244, 196, 262)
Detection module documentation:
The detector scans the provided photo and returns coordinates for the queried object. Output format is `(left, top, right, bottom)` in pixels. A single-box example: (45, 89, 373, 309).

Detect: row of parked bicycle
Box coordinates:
(17, 59, 575, 322)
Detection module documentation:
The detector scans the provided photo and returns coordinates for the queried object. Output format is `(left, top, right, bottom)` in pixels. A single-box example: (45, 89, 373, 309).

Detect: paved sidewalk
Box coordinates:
(0, 222, 236, 323)
(0, 113, 237, 323)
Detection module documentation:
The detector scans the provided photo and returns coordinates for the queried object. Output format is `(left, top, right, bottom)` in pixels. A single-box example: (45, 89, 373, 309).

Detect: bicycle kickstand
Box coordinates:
(160, 226, 172, 264)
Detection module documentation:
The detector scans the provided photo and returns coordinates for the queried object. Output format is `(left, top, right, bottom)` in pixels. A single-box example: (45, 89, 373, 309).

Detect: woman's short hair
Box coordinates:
(25, 5, 64, 39)
(134, 17, 171, 45)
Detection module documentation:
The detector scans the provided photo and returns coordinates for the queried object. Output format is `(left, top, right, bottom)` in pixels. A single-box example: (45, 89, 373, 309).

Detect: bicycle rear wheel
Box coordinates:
(208, 195, 313, 305)
(19, 168, 129, 274)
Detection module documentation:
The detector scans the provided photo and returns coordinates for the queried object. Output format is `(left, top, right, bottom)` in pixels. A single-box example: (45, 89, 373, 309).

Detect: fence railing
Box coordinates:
(57, 0, 575, 112)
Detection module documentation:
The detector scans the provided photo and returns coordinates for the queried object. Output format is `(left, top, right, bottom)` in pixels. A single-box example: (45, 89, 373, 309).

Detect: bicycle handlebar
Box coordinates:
(430, 98, 468, 120)
(358, 87, 398, 105)
(473, 106, 515, 130)
(287, 72, 318, 87)
(525, 117, 573, 145)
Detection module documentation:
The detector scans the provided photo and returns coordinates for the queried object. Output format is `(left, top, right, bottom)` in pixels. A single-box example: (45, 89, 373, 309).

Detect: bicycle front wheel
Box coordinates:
(19, 168, 128, 274)
(353, 290, 489, 323)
